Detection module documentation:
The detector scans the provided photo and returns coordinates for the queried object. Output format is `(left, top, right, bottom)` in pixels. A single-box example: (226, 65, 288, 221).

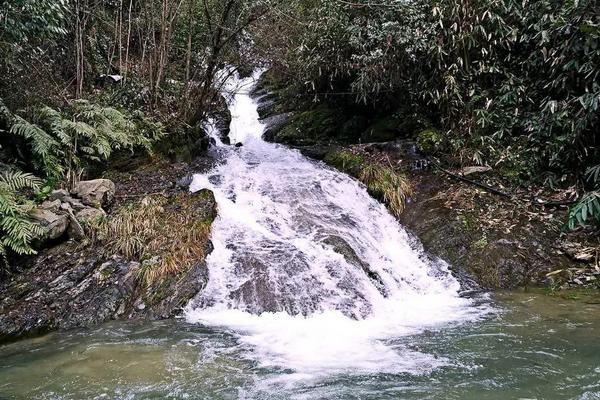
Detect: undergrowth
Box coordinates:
(0, 170, 44, 267)
(99, 194, 212, 287)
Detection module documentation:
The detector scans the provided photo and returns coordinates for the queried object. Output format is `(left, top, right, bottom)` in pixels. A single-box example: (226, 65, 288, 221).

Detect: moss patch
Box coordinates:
(324, 150, 364, 173)
(274, 106, 345, 145)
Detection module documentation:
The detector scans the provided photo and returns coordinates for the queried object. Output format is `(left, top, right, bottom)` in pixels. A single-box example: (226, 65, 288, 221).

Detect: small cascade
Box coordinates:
(186, 69, 489, 376)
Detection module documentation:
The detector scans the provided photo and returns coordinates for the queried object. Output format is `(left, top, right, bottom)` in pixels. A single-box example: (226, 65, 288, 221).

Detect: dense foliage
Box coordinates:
(253, 0, 600, 228)
(8, 101, 164, 184)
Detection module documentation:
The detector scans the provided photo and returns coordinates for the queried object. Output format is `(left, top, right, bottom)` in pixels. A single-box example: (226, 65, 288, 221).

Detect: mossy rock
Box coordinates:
(360, 116, 402, 143)
(416, 128, 442, 153)
(323, 150, 364, 174)
(274, 106, 344, 146)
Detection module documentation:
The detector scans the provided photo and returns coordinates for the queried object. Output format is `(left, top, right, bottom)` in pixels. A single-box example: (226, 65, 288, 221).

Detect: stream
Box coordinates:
(1, 71, 599, 399)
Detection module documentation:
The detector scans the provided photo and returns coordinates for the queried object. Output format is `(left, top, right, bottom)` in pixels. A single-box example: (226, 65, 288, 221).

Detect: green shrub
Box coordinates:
(0, 170, 43, 266)
(416, 128, 442, 154)
(567, 165, 600, 230)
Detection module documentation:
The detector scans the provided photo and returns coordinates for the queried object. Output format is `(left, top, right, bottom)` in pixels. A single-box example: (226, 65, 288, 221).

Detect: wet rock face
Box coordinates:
(397, 172, 574, 289)
(261, 112, 294, 142)
(0, 251, 136, 342)
(322, 235, 387, 296)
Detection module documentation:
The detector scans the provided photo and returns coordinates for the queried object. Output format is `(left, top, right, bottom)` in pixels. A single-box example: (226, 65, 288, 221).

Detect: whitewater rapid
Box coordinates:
(186, 70, 490, 378)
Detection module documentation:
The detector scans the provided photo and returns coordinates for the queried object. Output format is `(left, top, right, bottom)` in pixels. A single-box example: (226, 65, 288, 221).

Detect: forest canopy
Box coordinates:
(251, 0, 600, 227)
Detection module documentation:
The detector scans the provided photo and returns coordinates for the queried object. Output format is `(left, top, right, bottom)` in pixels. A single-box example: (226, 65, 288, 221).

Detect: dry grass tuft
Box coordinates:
(324, 150, 412, 216)
(359, 164, 412, 216)
(99, 194, 213, 286)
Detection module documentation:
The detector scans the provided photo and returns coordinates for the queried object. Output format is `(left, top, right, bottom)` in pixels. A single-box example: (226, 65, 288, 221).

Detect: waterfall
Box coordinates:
(186, 69, 489, 377)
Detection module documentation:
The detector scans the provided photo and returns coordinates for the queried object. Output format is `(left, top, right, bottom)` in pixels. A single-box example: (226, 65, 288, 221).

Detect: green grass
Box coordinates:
(325, 150, 411, 216)
(324, 150, 364, 172)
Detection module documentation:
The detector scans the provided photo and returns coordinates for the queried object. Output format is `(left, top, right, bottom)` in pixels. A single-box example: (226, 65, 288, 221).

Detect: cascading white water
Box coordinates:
(187, 70, 489, 378)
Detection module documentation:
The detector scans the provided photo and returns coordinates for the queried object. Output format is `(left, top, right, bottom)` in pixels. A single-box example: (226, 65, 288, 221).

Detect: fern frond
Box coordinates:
(10, 116, 63, 177)
(0, 170, 42, 191)
(0, 190, 18, 215)
(0, 241, 7, 266)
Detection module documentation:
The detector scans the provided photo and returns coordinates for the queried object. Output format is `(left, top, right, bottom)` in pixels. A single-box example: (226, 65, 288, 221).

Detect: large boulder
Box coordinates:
(30, 208, 69, 241)
(40, 199, 61, 213)
(48, 189, 70, 202)
(71, 179, 115, 208)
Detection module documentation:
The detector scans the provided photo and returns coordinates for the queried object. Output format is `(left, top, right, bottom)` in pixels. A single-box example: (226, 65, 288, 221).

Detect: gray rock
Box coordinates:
(134, 300, 146, 311)
(67, 198, 87, 212)
(461, 166, 492, 176)
(67, 213, 85, 240)
(40, 199, 61, 212)
(323, 235, 387, 296)
(52, 189, 88, 211)
(30, 209, 69, 241)
(57, 198, 86, 214)
(71, 179, 116, 207)
(49, 189, 70, 202)
(177, 175, 193, 189)
(75, 207, 106, 225)
(296, 144, 337, 161)
(262, 112, 294, 142)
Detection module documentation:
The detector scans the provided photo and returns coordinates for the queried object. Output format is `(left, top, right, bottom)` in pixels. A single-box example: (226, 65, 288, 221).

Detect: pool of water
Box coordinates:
(1, 291, 599, 399)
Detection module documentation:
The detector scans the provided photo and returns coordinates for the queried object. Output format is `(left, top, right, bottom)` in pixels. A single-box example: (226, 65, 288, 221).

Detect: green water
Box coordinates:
(1, 292, 599, 400)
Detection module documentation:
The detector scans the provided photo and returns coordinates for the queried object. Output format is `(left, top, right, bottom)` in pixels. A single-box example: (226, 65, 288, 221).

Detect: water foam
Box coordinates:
(186, 69, 490, 377)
